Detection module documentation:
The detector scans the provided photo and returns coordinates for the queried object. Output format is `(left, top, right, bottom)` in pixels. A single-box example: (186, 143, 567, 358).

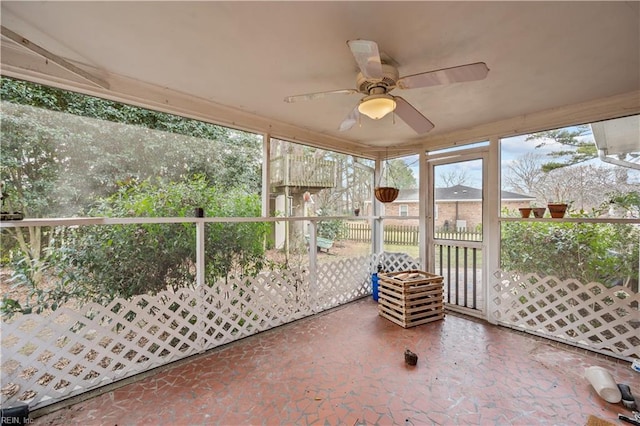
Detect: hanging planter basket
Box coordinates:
(375, 186, 399, 203)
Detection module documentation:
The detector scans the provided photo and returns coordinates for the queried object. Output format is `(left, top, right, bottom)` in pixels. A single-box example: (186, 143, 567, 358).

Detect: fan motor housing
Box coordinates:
(356, 64, 399, 94)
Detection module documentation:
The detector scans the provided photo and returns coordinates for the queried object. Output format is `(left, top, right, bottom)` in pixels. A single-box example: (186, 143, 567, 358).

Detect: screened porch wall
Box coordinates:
(0, 217, 423, 411)
(489, 219, 639, 360)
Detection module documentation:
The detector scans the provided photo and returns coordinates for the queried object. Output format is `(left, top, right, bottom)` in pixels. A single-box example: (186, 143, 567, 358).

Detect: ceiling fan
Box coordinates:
(284, 39, 489, 134)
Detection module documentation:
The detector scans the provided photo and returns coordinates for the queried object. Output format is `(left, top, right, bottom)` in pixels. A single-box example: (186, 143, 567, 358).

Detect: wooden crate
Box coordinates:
(378, 270, 444, 328)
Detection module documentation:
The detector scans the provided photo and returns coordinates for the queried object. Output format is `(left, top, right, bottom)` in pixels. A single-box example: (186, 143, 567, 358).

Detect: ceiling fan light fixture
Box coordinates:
(358, 94, 396, 119)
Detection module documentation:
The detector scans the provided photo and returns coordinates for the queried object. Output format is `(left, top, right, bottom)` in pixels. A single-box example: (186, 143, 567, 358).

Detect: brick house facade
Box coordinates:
(382, 185, 535, 229)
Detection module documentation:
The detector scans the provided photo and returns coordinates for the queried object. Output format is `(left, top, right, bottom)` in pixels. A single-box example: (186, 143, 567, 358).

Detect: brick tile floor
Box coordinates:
(32, 298, 638, 425)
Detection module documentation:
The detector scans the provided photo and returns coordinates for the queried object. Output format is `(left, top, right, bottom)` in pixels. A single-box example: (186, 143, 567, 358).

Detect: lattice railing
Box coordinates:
(491, 270, 639, 359)
(1, 255, 375, 410)
(1, 291, 202, 409)
(377, 251, 422, 273)
(316, 255, 372, 310)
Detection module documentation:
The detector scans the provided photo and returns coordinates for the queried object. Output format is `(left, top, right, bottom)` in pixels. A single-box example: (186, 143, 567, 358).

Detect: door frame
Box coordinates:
(425, 145, 490, 316)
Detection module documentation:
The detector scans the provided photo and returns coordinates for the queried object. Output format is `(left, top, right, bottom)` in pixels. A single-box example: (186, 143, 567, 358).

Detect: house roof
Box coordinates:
(394, 185, 535, 202)
(1, 2, 638, 159)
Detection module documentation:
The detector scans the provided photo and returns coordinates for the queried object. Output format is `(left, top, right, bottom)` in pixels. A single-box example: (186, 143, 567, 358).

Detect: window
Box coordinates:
(399, 204, 409, 217)
(0, 77, 264, 219)
(269, 138, 374, 218)
(500, 115, 640, 218)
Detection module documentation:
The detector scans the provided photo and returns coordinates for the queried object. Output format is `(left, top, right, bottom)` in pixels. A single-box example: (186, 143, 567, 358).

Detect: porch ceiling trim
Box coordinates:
(0, 43, 378, 160)
(2, 42, 639, 161)
(419, 90, 640, 153)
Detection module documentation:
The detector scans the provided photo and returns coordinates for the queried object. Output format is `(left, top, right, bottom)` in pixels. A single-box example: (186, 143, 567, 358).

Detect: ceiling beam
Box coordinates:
(418, 91, 640, 152)
(0, 43, 377, 160)
(1, 25, 110, 90)
(2, 37, 638, 161)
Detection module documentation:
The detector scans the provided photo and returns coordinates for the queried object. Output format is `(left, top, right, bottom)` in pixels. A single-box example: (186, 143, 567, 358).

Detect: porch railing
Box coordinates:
(492, 269, 639, 360)
(492, 218, 639, 360)
(1, 216, 636, 412)
(0, 217, 371, 411)
(435, 242, 482, 311)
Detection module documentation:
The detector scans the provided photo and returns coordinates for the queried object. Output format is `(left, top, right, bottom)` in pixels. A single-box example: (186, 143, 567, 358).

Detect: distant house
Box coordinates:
(383, 185, 535, 229)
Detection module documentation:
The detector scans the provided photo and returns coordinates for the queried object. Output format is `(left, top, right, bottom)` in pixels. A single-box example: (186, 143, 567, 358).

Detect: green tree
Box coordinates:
(1, 77, 262, 287)
(501, 219, 638, 290)
(511, 125, 639, 208)
(1, 176, 269, 316)
(1, 77, 263, 218)
(526, 125, 596, 172)
(383, 158, 416, 189)
(1, 77, 228, 139)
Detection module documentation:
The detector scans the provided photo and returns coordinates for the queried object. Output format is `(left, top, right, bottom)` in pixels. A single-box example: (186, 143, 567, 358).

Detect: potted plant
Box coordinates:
(518, 206, 532, 218)
(374, 159, 399, 203)
(547, 202, 569, 218)
(531, 204, 546, 218)
(374, 187, 399, 203)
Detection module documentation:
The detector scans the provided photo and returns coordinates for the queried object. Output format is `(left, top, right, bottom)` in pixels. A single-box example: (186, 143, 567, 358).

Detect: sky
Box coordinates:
(406, 123, 639, 189)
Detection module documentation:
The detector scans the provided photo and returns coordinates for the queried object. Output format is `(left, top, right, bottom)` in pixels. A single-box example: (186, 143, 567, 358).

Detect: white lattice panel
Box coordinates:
(316, 256, 371, 310)
(0, 286, 204, 410)
(199, 268, 313, 350)
(377, 251, 421, 273)
(492, 270, 639, 359)
(0, 264, 328, 410)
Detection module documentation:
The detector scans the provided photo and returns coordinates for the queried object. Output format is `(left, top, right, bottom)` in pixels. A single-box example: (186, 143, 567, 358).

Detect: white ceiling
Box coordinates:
(1, 1, 639, 157)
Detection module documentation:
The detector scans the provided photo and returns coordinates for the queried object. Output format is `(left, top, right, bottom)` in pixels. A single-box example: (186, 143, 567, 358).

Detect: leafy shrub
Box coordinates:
(0, 242, 86, 315)
(316, 209, 346, 241)
(501, 219, 639, 288)
(1, 176, 269, 316)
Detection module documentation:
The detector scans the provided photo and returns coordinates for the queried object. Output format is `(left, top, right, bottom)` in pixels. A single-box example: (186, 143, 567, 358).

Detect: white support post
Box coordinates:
(308, 220, 318, 311)
(418, 150, 428, 270)
(195, 217, 206, 351)
(262, 133, 271, 218)
(485, 136, 501, 323)
(425, 152, 435, 273)
(373, 158, 384, 256)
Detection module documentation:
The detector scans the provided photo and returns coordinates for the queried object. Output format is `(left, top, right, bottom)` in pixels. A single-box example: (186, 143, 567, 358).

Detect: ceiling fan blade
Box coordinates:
(397, 62, 489, 90)
(347, 39, 383, 79)
(339, 105, 360, 132)
(394, 97, 434, 134)
(284, 89, 358, 103)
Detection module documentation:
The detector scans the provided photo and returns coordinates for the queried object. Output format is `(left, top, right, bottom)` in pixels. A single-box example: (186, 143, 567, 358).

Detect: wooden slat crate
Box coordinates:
(378, 270, 444, 328)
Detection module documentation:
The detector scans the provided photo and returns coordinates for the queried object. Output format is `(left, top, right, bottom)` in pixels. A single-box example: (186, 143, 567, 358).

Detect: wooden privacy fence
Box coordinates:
(343, 221, 373, 242)
(343, 222, 481, 245)
(385, 224, 419, 245)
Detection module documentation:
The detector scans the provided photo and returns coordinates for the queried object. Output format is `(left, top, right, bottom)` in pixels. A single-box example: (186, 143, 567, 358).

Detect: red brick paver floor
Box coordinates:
(33, 298, 638, 425)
